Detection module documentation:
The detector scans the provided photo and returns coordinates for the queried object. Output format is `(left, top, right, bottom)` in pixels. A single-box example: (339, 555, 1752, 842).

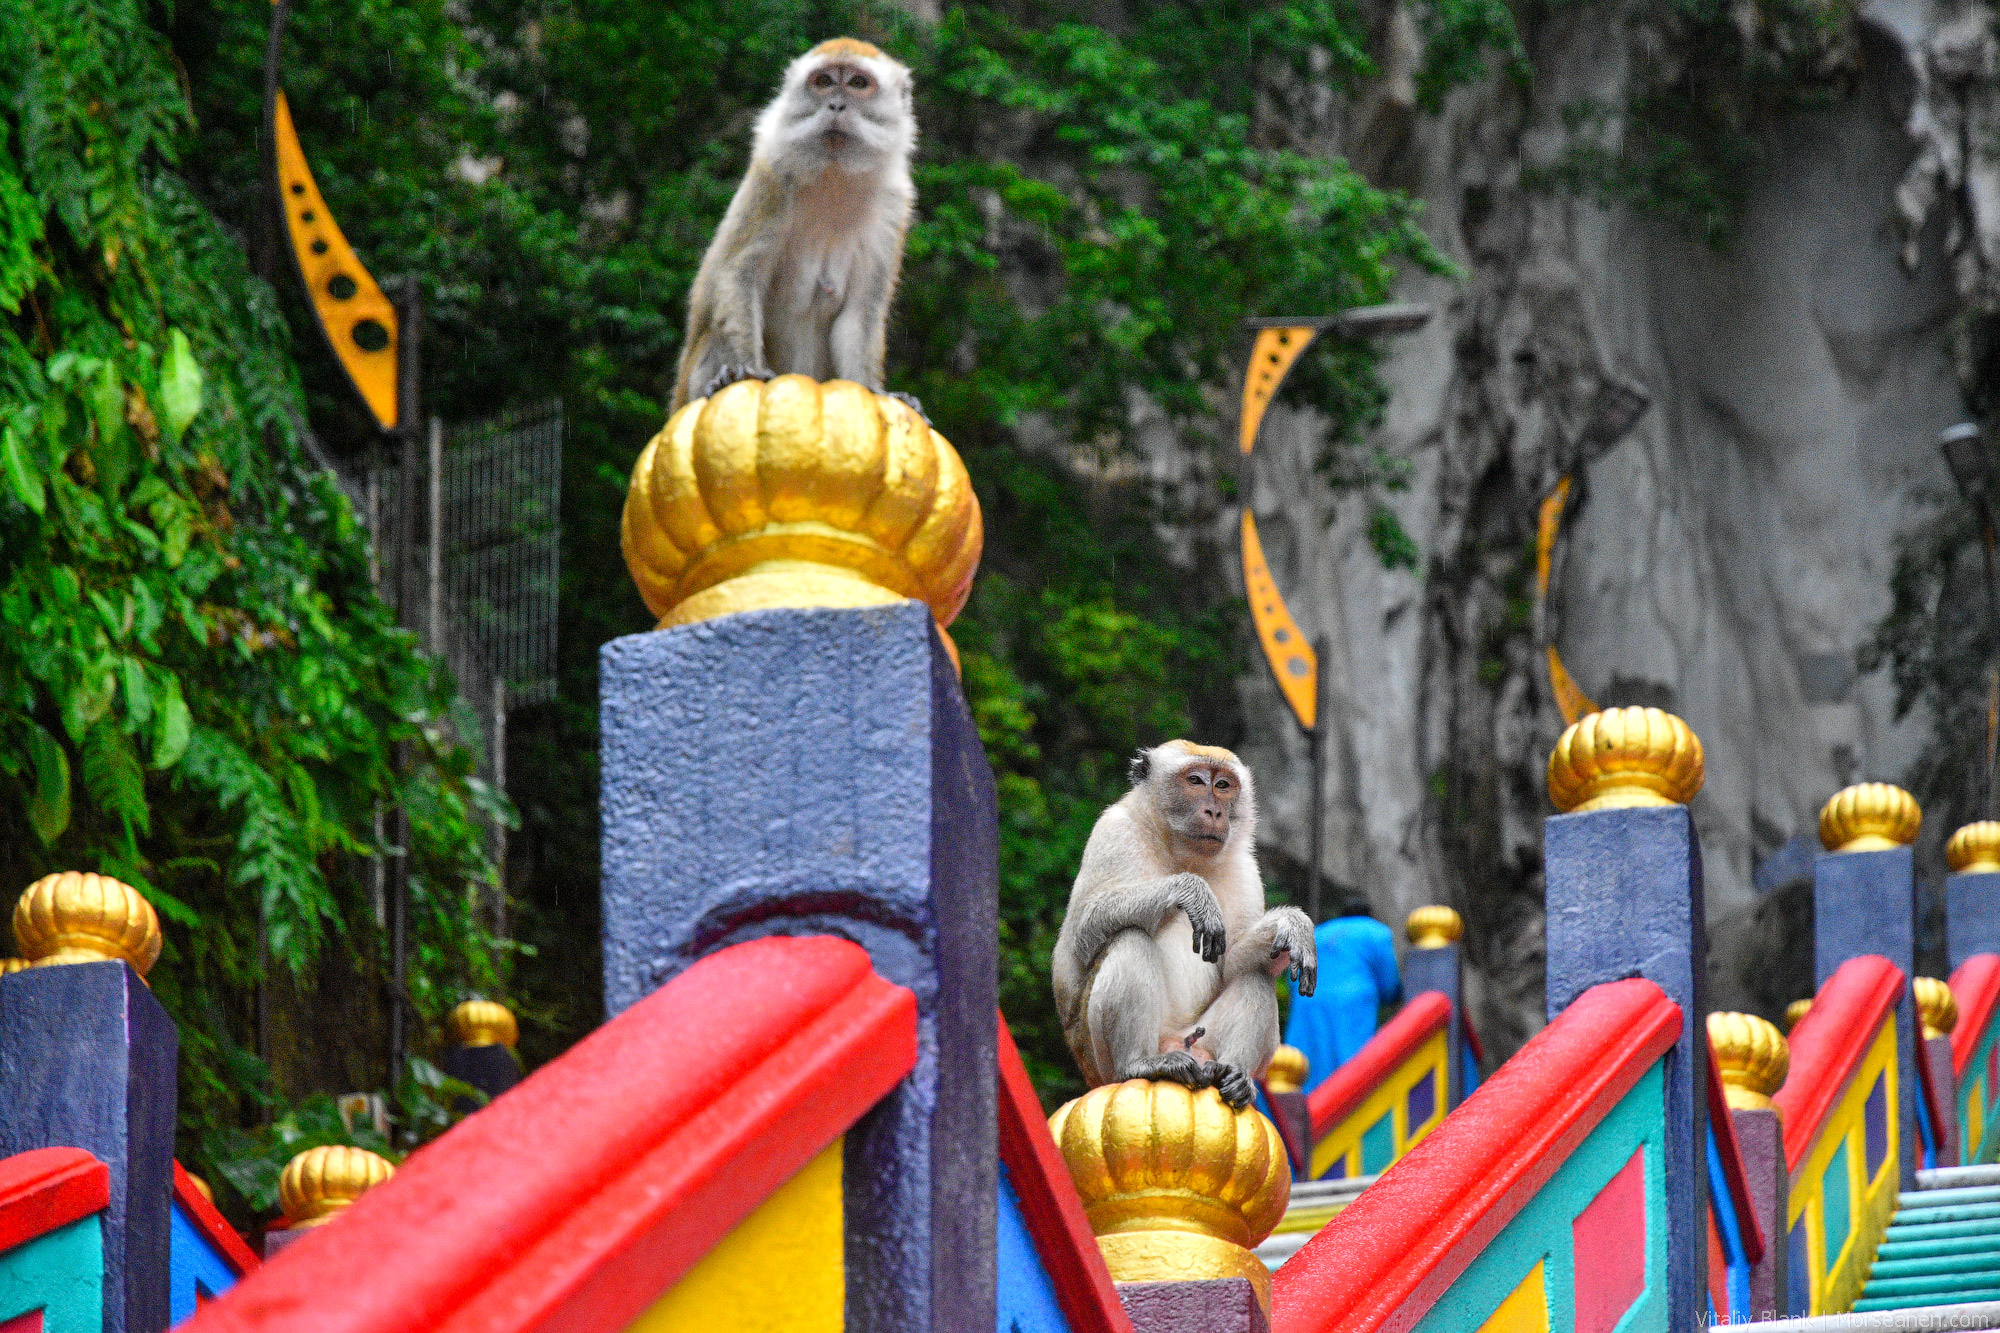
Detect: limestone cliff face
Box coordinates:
(1181, 0, 1980, 1054)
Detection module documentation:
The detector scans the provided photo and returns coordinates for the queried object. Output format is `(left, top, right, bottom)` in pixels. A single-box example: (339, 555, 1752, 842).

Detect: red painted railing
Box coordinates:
(1951, 953, 2000, 1079)
(1308, 991, 1452, 1140)
(1773, 955, 1904, 1172)
(174, 1160, 259, 1278)
(1272, 978, 1681, 1333)
(0, 1147, 106, 1254)
(187, 935, 917, 1333)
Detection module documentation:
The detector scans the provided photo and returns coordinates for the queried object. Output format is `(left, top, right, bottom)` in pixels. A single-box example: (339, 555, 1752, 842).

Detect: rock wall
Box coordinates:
(1204, 1, 1974, 1054)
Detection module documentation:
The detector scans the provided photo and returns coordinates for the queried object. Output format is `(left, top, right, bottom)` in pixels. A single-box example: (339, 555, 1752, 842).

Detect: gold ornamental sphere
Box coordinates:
(1264, 1045, 1309, 1095)
(449, 998, 519, 1049)
(278, 1145, 395, 1229)
(0, 959, 29, 975)
(1916, 977, 1960, 1040)
(1785, 998, 1813, 1031)
(621, 376, 982, 648)
(1707, 1012, 1789, 1112)
(1406, 905, 1464, 950)
(1819, 783, 1921, 853)
(12, 872, 162, 979)
(1049, 1080, 1290, 1310)
(1948, 822, 2000, 873)
(1546, 708, 1705, 813)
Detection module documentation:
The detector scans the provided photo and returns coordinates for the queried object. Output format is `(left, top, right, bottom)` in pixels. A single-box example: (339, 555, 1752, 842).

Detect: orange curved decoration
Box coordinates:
(1536, 477, 1599, 725)
(273, 93, 399, 430)
(1239, 327, 1318, 454)
(1242, 510, 1317, 731)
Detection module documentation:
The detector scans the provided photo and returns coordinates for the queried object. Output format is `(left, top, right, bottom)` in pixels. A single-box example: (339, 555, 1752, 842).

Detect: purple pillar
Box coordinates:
(1730, 1106, 1789, 1319)
(1815, 846, 1920, 1188)
(1926, 1033, 1960, 1167)
(1402, 932, 1467, 1106)
(1118, 1279, 1270, 1333)
(1948, 869, 2000, 970)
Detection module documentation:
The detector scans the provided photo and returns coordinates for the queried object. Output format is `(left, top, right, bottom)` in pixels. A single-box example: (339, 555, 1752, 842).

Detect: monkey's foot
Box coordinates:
(888, 390, 931, 425)
(1126, 1049, 1206, 1090)
(700, 364, 776, 400)
(1203, 1061, 1256, 1110)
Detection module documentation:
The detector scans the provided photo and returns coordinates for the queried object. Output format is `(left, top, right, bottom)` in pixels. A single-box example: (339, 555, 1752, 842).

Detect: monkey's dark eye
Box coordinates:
(848, 73, 871, 90)
(811, 71, 836, 88)
(1215, 778, 1231, 790)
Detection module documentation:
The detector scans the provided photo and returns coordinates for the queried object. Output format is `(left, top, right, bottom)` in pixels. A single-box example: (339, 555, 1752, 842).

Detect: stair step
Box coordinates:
(1919, 1166, 2000, 1191)
(1898, 1188, 2000, 1210)
(1889, 1203, 2000, 1228)
(1851, 1292, 2000, 1313)
(1861, 1274, 2000, 1299)
(1879, 1236, 2000, 1262)
(1869, 1253, 2000, 1279)
(1885, 1219, 2000, 1243)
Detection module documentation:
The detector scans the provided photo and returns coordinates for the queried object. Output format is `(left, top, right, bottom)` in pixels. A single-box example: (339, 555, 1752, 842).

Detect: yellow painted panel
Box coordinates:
(627, 1139, 844, 1332)
(1785, 1017, 1898, 1314)
(1243, 511, 1318, 733)
(1239, 327, 1319, 453)
(1970, 1079, 1986, 1161)
(1311, 1030, 1449, 1179)
(1478, 1261, 1549, 1333)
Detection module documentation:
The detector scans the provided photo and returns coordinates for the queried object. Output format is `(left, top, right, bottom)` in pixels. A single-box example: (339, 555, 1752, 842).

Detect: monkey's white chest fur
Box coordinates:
(761, 167, 905, 380)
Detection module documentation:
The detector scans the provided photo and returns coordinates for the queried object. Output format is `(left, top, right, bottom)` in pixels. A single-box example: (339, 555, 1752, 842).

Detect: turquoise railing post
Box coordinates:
(1814, 784, 1923, 1188)
(1542, 707, 1708, 1333)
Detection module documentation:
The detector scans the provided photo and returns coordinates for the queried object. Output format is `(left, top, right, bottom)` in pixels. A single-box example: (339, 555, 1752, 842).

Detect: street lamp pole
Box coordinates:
(1941, 423, 2000, 820)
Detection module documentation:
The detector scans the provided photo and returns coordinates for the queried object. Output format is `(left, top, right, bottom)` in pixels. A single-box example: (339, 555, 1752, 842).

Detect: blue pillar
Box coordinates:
(1401, 934, 1466, 1107)
(1815, 846, 1920, 1188)
(599, 601, 998, 1333)
(1545, 803, 1706, 1333)
(1948, 871, 2000, 970)
(0, 960, 176, 1333)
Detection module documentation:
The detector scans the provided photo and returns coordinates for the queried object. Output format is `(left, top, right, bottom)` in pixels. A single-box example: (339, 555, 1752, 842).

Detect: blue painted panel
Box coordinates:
(169, 1199, 238, 1324)
(997, 1162, 1070, 1333)
(0, 1214, 103, 1333)
(1409, 1061, 1668, 1333)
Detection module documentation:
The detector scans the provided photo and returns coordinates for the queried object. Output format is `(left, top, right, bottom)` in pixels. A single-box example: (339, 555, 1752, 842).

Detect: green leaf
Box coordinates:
(160, 329, 203, 444)
(118, 656, 151, 725)
(23, 721, 69, 846)
(90, 362, 131, 494)
(150, 672, 189, 770)
(1, 424, 43, 515)
(80, 723, 148, 835)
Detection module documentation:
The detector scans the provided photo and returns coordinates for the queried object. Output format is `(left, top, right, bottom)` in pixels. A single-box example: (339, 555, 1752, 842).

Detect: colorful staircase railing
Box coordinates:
(0, 1147, 111, 1333)
(1951, 955, 2000, 1165)
(1774, 954, 1907, 1316)
(1706, 1033, 1768, 1323)
(1271, 977, 1681, 1333)
(1306, 991, 1453, 1182)
(185, 934, 917, 1333)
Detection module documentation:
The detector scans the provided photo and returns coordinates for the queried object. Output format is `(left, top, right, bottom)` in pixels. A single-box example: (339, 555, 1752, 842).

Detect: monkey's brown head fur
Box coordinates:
(1129, 740, 1255, 863)
(756, 38, 915, 176)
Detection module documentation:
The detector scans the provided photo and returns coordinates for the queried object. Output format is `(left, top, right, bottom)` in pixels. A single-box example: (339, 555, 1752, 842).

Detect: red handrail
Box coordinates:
(174, 1159, 258, 1277)
(1951, 954, 2000, 1078)
(1308, 991, 1453, 1139)
(0, 1147, 107, 1255)
(1272, 978, 1681, 1333)
(1773, 955, 1905, 1172)
(186, 935, 918, 1333)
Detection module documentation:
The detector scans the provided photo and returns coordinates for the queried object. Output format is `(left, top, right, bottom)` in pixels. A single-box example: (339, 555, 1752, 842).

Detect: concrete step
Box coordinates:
(1888, 1202, 2000, 1228)
(1879, 1236, 2000, 1262)
(1898, 1187, 2000, 1210)
(1869, 1253, 2000, 1279)
(1860, 1273, 2000, 1300)
(1886, 1219, 2000, 1243)
(1726, 1298, 2000, 1328)
(1918, 1167, 2000, 1191)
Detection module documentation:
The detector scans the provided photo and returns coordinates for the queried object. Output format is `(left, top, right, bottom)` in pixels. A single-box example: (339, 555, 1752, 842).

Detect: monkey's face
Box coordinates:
(1158, 762, 1241, 859)
(782, 56, 913, 171)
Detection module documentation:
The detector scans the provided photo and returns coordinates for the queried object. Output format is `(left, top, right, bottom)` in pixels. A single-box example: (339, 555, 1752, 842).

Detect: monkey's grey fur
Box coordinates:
(1052, 740, 1316, 1109)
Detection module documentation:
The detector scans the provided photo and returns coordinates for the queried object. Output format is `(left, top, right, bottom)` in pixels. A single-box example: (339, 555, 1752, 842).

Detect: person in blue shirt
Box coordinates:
(1282, 894, 1403, 1095)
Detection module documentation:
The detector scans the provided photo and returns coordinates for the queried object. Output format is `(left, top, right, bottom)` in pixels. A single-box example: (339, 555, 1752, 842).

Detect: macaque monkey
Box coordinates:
(1053, 741, 1317, 1109)
(672, 38, 918, 412)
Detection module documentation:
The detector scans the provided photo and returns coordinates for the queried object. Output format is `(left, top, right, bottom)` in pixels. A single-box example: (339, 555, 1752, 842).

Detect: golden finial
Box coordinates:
(1546, 707, 1705, 813)
(621, 376, 982, 660)
(1819, 783, 1921, 853)
(1916, 977, 1959, 1040)
(1948, 822, 2000, 873)
(1785, 998, 1813, 1031)
(1265, 1045, 1309, 1094)
(188, 1174, 214, 1204)
(12, 872, 162, 979)
(278, 1145, 395, 1229)
(449, 998, 520, 1049)
(1406, 905, 1464, 949)
(1050, 1080, 1290, 1311)
(0, 959, 29, 975)
(1707, 1012, 1789, 1113)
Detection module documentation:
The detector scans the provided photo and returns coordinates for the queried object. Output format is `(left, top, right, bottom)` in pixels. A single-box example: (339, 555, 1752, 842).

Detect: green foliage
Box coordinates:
(0, 0, 499, 1201)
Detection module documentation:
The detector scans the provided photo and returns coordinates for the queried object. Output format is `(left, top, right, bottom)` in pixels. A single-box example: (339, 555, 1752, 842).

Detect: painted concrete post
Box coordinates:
(441, 999, 522, 1114)
(1542, 707, 1708, 1333)
(1814, 783, 1923, 1188)
(599, 602, 999, 1333)
(1261, 1046, 1311, 1178)
(1946, 822, 2000, 970)
(1118, 1280, 1269, 1333)
(1733, 1107, 1789, 1319)
(0, 961, 176, 1333)
(1402, 906, 1467, 1107)
(1918, 976, 1963, 1167)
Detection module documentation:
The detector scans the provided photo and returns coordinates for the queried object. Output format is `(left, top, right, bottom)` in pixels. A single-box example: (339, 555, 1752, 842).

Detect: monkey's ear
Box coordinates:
(1128, 748, 1152, 786)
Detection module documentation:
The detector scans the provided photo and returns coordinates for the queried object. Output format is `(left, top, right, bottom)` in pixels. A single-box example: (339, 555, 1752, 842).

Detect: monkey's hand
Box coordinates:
(1128, 1049, 1206, 1090)
(887, 390, 931, 425)
(1167, 872, 1227, 964)
(700, 364, 777, 400)
(1268, 906, 1318, 997)
(1204, 1061, 1257, 1110)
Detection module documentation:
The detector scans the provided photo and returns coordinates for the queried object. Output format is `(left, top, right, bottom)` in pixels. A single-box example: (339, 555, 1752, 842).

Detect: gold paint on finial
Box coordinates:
(1785, 998, 1812, 1031)
(1949, 822, 2000, 873)
(0, 959, 29, 975)
(621, 377, 981, 660)
(12, 872, 162, 979)
(1406, 906, 1464, 949)
(1707, 1012, 1789, 1113)
(1916, 977, 1959, 1040)
(278, 1145, 395, 1229)
(449, 998, 519, 1049)
(1819, 783, 1921, 853)
(1546, 707, 1705, 813)
(188, 1174, 214, 1205)
(1265, 1045, 1309, 1094)
(1050, 1080, 1290, 1311)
